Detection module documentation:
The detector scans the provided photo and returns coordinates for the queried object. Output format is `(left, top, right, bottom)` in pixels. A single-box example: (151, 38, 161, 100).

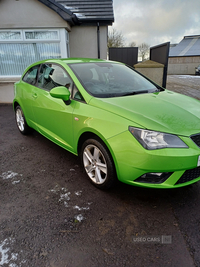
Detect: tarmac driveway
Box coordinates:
(0, 75, 200, 266)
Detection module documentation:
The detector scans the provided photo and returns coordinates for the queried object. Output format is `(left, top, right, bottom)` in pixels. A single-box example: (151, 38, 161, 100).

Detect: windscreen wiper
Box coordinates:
(122, 90, 149, 96)
(122, 88, 164, 97)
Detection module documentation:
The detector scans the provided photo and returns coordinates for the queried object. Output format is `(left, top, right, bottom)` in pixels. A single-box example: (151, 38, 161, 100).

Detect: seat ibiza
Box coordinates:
(13, 58, 200, 189)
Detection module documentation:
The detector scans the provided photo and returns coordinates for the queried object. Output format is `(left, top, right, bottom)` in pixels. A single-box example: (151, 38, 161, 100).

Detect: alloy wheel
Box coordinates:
(16, 108, 25, 132)
(83, 144, 107, 184)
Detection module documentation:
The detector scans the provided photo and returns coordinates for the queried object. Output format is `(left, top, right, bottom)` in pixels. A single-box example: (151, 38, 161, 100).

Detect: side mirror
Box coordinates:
(50, 86, 71, 105)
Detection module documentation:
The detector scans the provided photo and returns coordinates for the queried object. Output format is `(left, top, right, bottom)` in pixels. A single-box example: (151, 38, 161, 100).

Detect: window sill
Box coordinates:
(0, 76, 21, 83)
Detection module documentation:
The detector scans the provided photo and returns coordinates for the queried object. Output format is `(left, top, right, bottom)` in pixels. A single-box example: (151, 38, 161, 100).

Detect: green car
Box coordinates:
(13, 58, 200, 189)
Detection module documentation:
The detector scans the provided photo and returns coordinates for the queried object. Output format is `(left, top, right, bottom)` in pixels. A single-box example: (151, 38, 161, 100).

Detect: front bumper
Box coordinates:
(108, 131, 200, 188)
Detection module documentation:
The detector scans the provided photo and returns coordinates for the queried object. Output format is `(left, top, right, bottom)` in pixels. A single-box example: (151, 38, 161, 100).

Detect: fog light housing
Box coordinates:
(135, 172, 173, 184)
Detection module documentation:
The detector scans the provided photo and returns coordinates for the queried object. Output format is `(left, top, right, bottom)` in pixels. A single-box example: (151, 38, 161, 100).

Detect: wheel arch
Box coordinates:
(13, 101, 32, 130)
(78, 131, 119, 188)
(13, 100, 25, 114)
(77, 131, 117, 170)
(13, 100, 20, 111)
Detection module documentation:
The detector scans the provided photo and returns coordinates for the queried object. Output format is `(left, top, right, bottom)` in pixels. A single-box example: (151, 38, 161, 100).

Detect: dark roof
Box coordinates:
(38, 0, 114, 26)
(169, 35, 200, 57)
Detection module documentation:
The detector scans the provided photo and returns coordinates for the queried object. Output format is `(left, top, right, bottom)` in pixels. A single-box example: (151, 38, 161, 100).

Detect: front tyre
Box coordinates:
(15, 105, 31, 135)
(81, 138, 116, 189)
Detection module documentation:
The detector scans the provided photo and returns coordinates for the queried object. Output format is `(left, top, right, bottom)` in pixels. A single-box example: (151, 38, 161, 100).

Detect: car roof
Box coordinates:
(31, 58, 120, 66)
(22, 58, 123, 75)
(62, 58, 110, 64)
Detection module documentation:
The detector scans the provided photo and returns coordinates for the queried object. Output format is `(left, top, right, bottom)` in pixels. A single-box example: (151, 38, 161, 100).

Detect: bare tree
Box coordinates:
(138, 43, 150, 61)
(107, 28, 124, 48)
(129, 41, 136, 47)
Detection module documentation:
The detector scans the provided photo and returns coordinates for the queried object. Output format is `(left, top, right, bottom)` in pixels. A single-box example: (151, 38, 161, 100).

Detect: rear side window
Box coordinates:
(22, 65, 39, 85)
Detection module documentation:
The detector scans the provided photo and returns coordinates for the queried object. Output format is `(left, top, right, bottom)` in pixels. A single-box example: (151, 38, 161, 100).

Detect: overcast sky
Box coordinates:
(110, 0, 200, 47)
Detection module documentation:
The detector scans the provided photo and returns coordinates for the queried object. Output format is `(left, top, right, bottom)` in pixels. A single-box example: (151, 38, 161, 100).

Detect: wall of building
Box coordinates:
(168, 56, 200, 75)
(0, 0, 71, 30)
(0, 76, 18, 103)
(0, 83, 15, 103)
(0, 0, 109, 103)
(69, 25, 108, 59)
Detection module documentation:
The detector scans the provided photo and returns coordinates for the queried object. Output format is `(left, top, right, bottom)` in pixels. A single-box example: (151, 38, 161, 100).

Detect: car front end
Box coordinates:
(88, 86, 200, 189)
(107, 128, 200, 188)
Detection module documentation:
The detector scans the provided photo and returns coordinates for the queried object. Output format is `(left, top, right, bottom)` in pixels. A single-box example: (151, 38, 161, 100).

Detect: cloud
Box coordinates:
(111, 0, 200, 46)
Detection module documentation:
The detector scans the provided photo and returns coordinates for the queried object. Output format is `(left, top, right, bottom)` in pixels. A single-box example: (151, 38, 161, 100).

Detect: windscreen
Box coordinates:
(69, 62, 158, 98)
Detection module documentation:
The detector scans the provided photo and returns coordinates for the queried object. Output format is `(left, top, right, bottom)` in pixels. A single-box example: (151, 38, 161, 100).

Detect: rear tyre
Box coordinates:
(15, 105, 32, 135)
(81, 138, 116, 189)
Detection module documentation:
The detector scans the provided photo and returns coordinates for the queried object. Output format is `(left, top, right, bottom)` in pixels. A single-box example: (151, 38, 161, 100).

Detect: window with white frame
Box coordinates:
(0, 29, 69, 76)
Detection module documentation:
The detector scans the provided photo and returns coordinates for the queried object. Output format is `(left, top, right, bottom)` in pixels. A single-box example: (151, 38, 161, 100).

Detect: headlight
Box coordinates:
(129, 127, 188, 150)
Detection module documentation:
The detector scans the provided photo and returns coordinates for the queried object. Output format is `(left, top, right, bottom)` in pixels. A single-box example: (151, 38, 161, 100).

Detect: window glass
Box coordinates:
(25, 31, 58, 40)
(72, 85, 85, 101)
(22, 65, 39, 85)
(0, 43, 61, 76)
(0, 29, 70, 77)
(65, 31, 70, 57)
(69, 62, 157, 98)
(38, 64, 73, 92)
(0, 31, 21, 40)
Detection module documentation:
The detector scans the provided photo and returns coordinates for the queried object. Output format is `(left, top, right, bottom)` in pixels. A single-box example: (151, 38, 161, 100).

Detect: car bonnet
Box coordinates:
(89, 90, 200, 136)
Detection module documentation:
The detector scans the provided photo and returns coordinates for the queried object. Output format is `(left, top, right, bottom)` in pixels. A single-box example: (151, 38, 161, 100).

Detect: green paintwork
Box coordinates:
(13, 58, 200, 188)
(50, 86, 70, 101)
(89, 90, 200, 136)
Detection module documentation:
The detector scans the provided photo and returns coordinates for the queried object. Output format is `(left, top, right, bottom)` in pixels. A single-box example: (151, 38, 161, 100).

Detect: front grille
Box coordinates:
(191, 134, 200, 148)
(175, 166, 200, 185)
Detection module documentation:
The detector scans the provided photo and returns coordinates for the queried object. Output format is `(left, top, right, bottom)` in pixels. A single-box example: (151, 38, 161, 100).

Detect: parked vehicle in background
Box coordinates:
(195, 64, 200, 75)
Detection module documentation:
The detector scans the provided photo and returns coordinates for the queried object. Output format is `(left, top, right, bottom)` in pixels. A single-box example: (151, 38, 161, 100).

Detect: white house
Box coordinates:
(0, 0, 114, 102)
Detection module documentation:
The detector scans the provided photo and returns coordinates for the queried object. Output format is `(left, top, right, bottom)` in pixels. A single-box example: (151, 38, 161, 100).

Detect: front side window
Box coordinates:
(38, 64, 73, 92)
(69, 62, 159, 98)
(22, 65, 39, 85)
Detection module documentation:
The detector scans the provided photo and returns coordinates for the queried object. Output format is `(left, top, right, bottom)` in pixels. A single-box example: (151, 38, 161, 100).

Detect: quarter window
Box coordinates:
(22, 65, 39, 85)
(72, 85, 85, 102)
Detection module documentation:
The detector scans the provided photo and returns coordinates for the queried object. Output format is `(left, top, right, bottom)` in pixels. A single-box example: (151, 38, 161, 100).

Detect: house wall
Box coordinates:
(0, 0, 71, 30)
(0, 83, 15, 103)
(0, 78, 18, 104)
(69, 25, 108, 59)
(168, 56, 200, 75)
(0, 0, 109, 103)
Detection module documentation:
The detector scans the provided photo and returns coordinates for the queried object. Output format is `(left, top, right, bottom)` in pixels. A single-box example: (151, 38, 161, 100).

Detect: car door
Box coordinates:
(31, 63, 76, 153)
(18, 64, 40, 125)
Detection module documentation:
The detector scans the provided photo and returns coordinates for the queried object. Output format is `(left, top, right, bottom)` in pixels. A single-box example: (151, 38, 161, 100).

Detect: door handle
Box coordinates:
(32, 93, 38, 99)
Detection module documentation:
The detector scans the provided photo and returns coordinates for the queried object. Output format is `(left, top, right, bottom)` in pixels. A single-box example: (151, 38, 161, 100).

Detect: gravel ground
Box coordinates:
(0, 75, 200, 267)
